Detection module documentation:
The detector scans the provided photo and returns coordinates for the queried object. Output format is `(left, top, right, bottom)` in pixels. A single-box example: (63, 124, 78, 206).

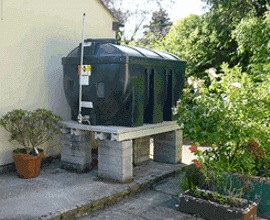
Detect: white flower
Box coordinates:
(197, 79, 205, 87)
(172, 107, 178, 115)
(232, 82, 242, 88)
(187, 77, 193, 85)
(207, 68, 219, 78)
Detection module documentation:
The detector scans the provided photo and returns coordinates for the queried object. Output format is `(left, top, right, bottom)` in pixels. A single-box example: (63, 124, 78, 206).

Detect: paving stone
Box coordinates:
(154, 174, 184, 196)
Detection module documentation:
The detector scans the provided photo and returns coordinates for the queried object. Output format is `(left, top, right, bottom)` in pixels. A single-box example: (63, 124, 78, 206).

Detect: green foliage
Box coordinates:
(0, 108, 63, 154)
(161, 14, 210, 80)
(201, 0, 268, 18)
(176, 64, 270, 176)
(135, 8, 172, 47)
(180, 165, 208, 191)
(233, 11, 270, 79)
(171, 1, 270, 205)
(140, 1, 269, 86)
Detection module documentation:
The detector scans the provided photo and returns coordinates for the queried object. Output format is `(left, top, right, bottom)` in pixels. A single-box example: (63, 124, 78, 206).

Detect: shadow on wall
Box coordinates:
(42, 39, 75, 120)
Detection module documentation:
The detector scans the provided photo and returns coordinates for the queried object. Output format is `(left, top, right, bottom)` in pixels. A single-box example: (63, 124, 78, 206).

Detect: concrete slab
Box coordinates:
(76, 185, 204, 220)
(153, 174, 185, 196)
(59, 120, 181, 142)
(0, 160, 187, 220)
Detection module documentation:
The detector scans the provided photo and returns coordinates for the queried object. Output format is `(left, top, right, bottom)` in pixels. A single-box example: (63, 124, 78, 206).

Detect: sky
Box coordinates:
(121, 0, 209, 39)
(168, 0, 208, 24)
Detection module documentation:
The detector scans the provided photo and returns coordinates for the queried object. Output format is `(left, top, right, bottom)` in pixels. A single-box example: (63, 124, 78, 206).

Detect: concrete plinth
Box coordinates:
(153, 129, 182, 164)
(98, 140, 133, 183)
(133, 136, 150, 165)
(59, 120, 182, 182)
(60, 132, 94, 173)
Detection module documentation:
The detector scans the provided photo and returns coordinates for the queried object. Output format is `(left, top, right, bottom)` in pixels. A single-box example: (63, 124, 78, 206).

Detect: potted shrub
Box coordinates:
(0, 108, 63, 179)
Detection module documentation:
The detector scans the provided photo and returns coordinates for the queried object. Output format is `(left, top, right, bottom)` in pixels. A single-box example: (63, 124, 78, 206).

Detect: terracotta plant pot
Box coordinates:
(12, 149, 44, 179)
(177, 189, 258, 220)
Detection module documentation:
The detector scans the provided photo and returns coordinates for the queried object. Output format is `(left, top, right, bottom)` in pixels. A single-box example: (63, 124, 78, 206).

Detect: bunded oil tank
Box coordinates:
(62, 38, 186, 127)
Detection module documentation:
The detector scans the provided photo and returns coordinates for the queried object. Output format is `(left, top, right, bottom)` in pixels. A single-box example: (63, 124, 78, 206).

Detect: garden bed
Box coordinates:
(178, 188, 257, 220)
(190, 167, 270, 219)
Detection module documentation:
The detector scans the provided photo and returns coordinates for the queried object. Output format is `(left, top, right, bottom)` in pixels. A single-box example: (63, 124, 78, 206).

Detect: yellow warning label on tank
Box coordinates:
(80, 65, 91, 76)
(87, 65, 91, 76)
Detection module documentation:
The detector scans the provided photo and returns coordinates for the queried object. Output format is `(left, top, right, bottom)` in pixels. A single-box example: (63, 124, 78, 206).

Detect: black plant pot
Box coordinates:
(177, 189, 257, 220)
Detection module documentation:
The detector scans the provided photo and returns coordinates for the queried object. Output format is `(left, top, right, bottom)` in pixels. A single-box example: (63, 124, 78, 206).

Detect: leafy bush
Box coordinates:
(0, 108, 63, 155)
(176, 64, 270, 176)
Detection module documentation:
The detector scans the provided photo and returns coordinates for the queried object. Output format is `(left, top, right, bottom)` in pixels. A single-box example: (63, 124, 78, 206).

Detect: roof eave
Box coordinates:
(96, 0, 119, 23)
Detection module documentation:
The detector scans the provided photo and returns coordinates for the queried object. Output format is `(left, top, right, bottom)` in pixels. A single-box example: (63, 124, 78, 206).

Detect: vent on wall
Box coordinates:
(112, 21, 120, 31)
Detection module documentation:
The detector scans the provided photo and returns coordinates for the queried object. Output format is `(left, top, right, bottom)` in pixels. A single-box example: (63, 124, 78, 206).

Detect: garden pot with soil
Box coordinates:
(12, 148, 44, 179)
(0, 108, 63, 179)
(177, 188, 258, 220)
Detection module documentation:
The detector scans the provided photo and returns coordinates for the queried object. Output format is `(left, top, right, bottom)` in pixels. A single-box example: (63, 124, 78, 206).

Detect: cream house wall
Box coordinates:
(0, 0, 117, 166)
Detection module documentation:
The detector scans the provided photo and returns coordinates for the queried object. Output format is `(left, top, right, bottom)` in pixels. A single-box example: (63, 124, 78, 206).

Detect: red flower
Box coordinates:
(194, 159, 203, 168)
(189, 145, 198, 153)
(253, 142, 259, 147)
(257, 151, 264, 160)
(253, 148, 258, 154)
(248, 140, 259, 148)
(247, 146, 252, 151)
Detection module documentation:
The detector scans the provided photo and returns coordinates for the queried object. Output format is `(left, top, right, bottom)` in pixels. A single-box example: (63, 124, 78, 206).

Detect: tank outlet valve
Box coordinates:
(83, 115, 90, 120)
(77, 113, 83, 124)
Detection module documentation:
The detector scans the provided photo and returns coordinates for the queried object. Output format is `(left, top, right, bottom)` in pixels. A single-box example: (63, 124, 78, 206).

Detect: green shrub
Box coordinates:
(0, 108, 63, 155)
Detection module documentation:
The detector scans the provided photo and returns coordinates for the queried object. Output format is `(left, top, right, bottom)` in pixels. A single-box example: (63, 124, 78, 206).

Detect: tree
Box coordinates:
(154, 0, 269, 83)
(101, 0, 175, 44)
(201, 0, 268, 18)
(160, 14, 214, 81)
(232, 9, 270, 80)
(135, 8, 173, 47)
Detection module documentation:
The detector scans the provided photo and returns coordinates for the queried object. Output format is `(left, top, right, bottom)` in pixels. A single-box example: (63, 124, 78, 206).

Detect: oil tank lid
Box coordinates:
(84, 38, 120, 45)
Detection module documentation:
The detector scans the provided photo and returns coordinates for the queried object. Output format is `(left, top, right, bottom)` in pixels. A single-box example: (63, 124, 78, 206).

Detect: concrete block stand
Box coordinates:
(133, 136, 150, 165)
(59, 121, 183, 183)
(60, 132, 94, 173)
(98, 140, 133, 183)
(153, 129, 182, 164)
(61, 143, 92, 173)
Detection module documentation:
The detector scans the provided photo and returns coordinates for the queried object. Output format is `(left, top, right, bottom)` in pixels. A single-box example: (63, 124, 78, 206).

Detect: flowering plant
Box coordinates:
(176, 63, 270, 177)
(181, 144, 256, 203)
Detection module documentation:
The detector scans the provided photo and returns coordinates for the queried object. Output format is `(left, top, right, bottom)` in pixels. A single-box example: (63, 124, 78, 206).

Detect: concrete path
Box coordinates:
(75, 174, 268, 220)
(0, 144, 268, 220)
(0, 159, 189, 220)
(76, 174, 204, 220)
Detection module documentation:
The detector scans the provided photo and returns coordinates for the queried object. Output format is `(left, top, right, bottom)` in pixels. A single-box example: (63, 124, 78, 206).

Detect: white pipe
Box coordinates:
(78, 13, 86, 123)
